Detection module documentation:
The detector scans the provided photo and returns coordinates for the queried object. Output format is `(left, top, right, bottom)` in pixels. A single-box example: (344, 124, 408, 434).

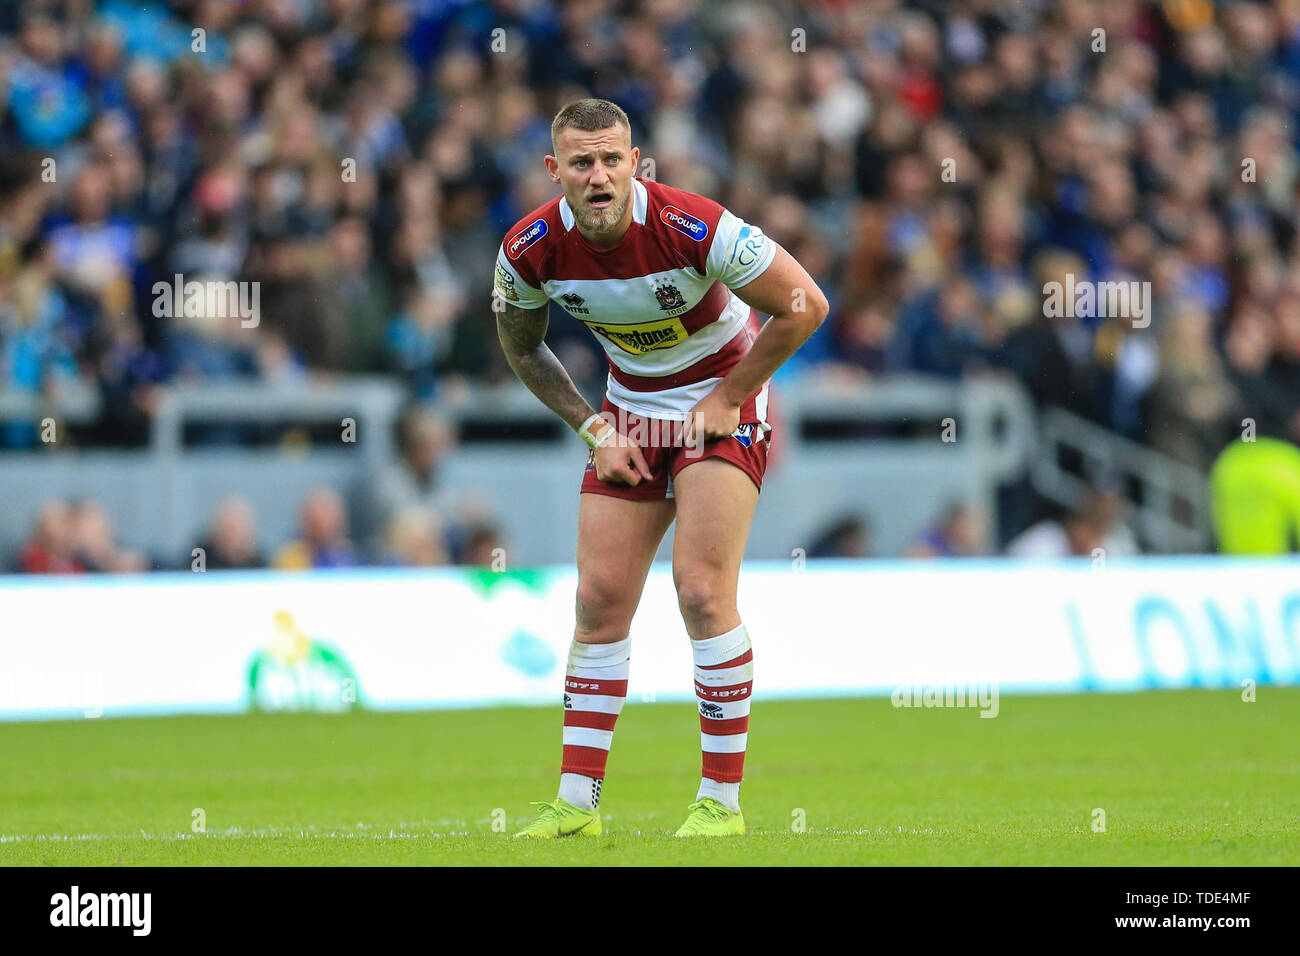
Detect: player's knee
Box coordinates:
(574, 576, 634, 641)
(674, 573, 733, 627)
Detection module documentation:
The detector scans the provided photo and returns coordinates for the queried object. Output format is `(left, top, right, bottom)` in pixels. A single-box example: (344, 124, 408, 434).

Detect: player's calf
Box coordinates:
(687, 622, 753, 823)
(513, 633, 629, 838)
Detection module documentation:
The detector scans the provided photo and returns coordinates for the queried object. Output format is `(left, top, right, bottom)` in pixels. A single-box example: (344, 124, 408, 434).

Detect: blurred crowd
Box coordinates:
(5, 0, 1300, 567)
(9, 402, 507, 571)
(804, 485, 1139, 560)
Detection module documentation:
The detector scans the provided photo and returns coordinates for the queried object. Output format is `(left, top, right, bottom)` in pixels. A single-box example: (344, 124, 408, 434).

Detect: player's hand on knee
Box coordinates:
(594, 440, 653, 485)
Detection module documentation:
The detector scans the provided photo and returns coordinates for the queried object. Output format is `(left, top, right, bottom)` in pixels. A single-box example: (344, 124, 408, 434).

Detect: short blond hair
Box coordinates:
(551, 98, 631, 154)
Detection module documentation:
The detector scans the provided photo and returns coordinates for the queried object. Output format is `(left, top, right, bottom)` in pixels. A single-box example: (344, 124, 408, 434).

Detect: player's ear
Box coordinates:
(544, 154, 560, 182)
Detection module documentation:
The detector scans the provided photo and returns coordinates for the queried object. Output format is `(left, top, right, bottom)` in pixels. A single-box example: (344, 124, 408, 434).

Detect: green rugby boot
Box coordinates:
(674, 798, 745, 837)
(513, 798, 602, 838)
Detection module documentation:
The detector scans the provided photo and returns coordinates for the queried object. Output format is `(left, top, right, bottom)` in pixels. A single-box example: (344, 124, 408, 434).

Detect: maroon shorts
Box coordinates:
(579, 395, 772, 501)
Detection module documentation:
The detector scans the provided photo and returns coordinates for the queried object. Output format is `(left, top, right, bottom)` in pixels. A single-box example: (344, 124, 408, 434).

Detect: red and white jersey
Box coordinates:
(494, 177, 776, 422)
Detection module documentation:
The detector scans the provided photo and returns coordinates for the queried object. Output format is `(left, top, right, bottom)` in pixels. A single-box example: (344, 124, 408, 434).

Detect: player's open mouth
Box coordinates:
(588, 192, 614, 208)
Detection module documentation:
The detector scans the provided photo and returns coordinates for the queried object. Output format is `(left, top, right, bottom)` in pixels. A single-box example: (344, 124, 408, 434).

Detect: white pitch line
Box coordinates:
(0, 820, 480, 844)
(1, 821, 933, 844)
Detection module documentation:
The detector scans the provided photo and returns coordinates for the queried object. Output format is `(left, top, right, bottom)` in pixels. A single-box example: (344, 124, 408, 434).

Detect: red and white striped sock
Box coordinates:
(692, 623, 752, 812)
(557, 636, 630, 811)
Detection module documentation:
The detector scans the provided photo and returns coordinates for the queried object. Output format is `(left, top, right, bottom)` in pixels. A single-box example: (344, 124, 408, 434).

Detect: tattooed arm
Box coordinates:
(495, 298, 596, 432)
(495, 296, 653, 485)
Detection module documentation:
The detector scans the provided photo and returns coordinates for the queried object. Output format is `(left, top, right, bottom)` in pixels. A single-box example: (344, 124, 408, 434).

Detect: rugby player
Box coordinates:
(497, 99, 828, 837)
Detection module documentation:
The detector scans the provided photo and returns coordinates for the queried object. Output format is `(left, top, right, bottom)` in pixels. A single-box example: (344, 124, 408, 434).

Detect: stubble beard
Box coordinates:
(575, 186, 631, 238)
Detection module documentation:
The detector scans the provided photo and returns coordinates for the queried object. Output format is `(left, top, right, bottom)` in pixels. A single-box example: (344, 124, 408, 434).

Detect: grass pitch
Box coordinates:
(1, 689, 1296, 865)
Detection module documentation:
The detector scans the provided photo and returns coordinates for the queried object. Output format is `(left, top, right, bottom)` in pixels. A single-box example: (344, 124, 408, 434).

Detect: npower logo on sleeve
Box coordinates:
(659, 205, 708, 240)
(50, 886, 151, 936)
(506, 219, 547, 259)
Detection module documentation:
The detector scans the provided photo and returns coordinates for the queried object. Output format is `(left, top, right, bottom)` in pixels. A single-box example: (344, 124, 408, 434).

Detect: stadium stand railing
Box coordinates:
(4, 375, 1218, 561)
(1, 374, 1051, 563)
(0, 380, 101, 428)
(1033, 406, 1211, 554)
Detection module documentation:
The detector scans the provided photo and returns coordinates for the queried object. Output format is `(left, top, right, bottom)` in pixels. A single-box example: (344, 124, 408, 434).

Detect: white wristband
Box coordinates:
(579, 413, 615, 450)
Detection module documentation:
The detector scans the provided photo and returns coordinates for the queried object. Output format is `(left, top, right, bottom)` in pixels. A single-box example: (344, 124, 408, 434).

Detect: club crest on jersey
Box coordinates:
(507, 218, 547, 259)
(732, 423, 755, 447)
(560, 292, 589, 314)
(653, 279, 687, 313)
(660, 205, 708, 240)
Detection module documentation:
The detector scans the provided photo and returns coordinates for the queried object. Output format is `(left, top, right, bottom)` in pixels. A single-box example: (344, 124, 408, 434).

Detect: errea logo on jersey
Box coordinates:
(660, 205, 708, 240)
(507, 219, 548, 259)
(559, 292, 589, 314)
